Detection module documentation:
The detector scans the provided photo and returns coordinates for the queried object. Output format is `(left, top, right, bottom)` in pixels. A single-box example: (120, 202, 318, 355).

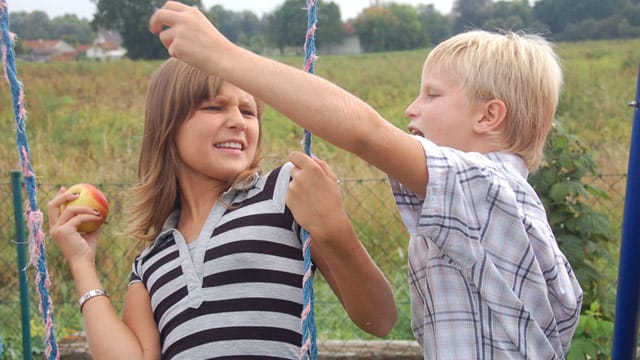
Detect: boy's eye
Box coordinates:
(241, 110, 256, 117)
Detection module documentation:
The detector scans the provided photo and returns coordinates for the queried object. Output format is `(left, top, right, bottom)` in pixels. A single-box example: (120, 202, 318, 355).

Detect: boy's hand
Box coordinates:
(149, 1, 233, 74)
(287, 151, 347, 238)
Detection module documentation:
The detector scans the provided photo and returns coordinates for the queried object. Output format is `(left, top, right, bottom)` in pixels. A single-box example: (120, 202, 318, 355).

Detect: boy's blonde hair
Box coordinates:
(128, 58, 264, 242)
(424, 30, 562, 171)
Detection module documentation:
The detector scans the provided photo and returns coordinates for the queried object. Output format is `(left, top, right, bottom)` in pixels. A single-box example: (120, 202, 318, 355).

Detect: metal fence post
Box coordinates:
(10, 170, 33, 360)
(612, 65, 640, 360)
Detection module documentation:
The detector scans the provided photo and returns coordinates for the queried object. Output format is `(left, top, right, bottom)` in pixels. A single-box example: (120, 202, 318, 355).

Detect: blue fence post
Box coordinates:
(10, 170, 33, 360)
(612, 64, 640, 360)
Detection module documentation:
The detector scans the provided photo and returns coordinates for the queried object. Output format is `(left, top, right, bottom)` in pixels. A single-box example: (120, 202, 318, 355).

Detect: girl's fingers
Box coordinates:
(312, 157, 338, 182)
(47, 187, 75, 222)
(56, 205, 102, 226)
(289, 151, 340, 188)
(289, 151, 313, 169)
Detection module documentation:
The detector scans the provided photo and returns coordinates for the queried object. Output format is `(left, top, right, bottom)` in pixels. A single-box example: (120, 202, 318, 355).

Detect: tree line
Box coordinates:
(13, 0, 640, 59)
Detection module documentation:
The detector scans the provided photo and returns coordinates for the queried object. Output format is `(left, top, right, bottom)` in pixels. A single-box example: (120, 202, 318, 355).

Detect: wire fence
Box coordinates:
(0, 173, 627, 359)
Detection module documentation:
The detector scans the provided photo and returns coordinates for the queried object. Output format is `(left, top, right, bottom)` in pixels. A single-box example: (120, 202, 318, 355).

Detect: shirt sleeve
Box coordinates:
(128, 254, 143, 287)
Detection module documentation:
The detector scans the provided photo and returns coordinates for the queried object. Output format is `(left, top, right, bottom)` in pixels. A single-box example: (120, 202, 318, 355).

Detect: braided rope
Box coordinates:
(0, 2, 59, 359)
(299, 0, 318, 359)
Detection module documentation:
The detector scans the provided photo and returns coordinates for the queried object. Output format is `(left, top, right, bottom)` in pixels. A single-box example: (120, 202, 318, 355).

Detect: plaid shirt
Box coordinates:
(390, 137, 582, 359)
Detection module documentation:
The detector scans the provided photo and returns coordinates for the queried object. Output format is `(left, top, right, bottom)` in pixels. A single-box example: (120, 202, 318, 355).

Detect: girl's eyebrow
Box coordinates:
(211, 95, 229, 103)
(238, 96, 257, 109)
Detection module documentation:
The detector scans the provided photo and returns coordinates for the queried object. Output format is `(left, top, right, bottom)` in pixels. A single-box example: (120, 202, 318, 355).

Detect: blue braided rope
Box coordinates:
(300, 0, 318, 359)
(0, 2, 59, 359)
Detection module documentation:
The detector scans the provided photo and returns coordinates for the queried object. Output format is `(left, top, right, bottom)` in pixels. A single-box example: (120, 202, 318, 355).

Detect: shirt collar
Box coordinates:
(148, 171, 263, 250)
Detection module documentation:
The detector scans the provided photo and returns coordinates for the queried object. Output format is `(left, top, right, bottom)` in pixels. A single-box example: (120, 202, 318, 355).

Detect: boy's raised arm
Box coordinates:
(149, 1, 428, 196)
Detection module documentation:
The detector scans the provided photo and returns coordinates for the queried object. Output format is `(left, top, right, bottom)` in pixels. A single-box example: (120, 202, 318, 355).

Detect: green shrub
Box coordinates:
(529, 121, 617, 358)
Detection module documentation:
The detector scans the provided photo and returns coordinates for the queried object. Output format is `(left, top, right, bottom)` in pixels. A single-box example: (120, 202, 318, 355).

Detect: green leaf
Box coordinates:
(585, 184, 610, 200)
(567, 338, 598, 359)
(550, 182, 570, 202)
(577, 211, 612, 238)
(554, 134, 569, 149)
(549, 210, 572, 226)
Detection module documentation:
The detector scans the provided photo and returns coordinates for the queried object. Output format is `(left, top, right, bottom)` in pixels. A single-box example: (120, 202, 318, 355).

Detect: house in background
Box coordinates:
(22, 39, 77, 62)
(317, 22, 362, 55)
(80, 30, 127, 61)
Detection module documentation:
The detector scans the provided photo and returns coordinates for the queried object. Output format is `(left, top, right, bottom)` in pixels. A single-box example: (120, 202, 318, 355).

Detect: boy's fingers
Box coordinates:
(162, 1, 188, 10)
(150, 1, 197, 33)
(157, 27, 176, 54)
(149, 7, 178, 34)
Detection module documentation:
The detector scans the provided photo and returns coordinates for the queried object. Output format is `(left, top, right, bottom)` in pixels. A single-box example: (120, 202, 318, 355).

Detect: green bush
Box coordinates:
(529, 121, 617, 358)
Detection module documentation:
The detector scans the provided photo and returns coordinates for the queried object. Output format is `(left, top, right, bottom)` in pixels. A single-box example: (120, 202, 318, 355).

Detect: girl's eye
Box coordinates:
(202, 106, 223, 111)
(241, 110, 256, 117)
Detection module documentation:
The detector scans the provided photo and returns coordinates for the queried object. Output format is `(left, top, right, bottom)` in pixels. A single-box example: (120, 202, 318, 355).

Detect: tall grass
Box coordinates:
(3, 40, 635, 184)
(0, 38, 637, 352)
(557, 39, 640, 174)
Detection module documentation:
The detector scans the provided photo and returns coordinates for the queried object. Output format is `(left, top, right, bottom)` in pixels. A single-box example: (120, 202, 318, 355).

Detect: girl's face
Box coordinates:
(405, 66, 484, 151)
(175, 82, 260, 183)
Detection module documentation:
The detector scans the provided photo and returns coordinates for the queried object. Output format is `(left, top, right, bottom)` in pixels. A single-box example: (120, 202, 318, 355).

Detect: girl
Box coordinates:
(47, 58, 397, 359)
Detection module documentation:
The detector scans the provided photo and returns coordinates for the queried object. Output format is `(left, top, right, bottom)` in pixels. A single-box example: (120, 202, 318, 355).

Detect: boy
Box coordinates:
(150, 2, 583, 358)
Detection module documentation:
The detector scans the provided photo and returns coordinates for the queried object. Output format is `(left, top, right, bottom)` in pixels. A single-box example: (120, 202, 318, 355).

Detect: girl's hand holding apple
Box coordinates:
(58, 183, 109, 233)
(47, 183, 109, 264)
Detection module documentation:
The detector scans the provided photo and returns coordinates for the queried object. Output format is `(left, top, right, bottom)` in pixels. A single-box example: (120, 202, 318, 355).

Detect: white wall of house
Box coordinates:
(86, 46, 126, 61)
(318, 35, 362, 55)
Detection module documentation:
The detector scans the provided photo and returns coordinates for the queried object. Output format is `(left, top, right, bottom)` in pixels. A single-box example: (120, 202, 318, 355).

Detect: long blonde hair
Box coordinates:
(424, 30, 563, 171)
(127, 58, 264, 242)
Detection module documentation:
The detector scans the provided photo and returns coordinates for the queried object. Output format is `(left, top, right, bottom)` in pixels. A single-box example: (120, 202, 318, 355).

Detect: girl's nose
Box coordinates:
(227, 108, 247, 130)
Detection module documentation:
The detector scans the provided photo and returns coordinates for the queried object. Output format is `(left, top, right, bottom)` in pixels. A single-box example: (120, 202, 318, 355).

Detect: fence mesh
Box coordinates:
(0, 173, 627, 359)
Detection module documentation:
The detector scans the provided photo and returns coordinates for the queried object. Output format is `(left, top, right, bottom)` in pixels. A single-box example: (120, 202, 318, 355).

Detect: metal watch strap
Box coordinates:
(77, 289, 108, 312)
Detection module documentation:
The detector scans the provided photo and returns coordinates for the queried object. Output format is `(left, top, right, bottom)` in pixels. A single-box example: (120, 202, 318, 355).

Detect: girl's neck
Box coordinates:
(176, 174, 229, 242)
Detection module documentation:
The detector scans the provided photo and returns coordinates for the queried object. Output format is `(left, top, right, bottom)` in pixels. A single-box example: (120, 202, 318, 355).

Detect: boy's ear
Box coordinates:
(474, 99, 507, 134)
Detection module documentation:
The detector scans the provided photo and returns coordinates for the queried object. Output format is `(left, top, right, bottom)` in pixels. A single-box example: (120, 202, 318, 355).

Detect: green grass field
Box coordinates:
(0, 38, 638, 356)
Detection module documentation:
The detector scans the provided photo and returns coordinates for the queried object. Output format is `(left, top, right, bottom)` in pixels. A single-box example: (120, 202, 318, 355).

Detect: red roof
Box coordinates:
(23, 39, 63, 51)
(76, 44, 92, 53)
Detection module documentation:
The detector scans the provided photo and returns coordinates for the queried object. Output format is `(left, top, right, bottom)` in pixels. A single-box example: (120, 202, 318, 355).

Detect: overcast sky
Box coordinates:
(9, 0, 454, 21)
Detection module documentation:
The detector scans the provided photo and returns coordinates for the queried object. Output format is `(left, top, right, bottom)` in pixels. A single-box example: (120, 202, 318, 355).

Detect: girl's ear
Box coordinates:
(474, 99, 507, 135)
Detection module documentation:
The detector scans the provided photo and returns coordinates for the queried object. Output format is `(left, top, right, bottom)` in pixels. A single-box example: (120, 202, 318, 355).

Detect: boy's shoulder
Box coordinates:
(414, 136, 529, 182)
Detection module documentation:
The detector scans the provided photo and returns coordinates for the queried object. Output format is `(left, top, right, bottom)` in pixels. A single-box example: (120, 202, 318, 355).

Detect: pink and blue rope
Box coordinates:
(300, 0, 318, 359)
(0, 2, 59, 359)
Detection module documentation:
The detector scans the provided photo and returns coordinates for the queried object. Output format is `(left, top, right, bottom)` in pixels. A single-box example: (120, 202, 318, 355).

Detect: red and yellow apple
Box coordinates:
(59, 183, 109, 233)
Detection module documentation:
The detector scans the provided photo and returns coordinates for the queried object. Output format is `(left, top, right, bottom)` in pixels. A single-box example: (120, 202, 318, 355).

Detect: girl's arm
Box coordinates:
(287, 152, 397, 337)
(149, 1, 428, 196)
(47, 190, 161, 360)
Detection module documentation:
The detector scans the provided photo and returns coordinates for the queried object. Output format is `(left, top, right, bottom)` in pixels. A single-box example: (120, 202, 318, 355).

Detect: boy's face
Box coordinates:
(405, 67, 485, 151)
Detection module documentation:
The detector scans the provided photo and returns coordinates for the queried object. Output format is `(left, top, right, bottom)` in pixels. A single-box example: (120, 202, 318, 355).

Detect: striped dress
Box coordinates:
(130, 163, 306, 359)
